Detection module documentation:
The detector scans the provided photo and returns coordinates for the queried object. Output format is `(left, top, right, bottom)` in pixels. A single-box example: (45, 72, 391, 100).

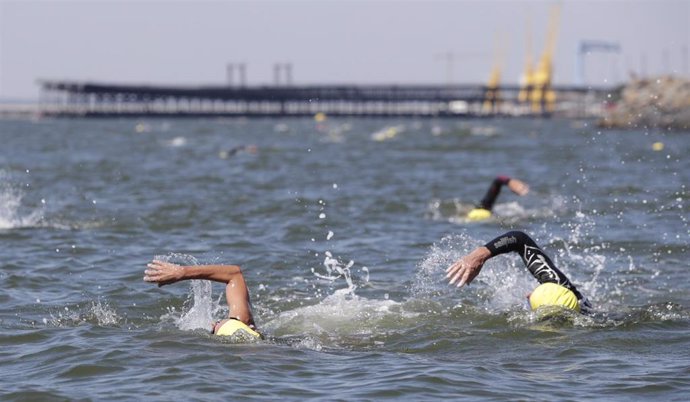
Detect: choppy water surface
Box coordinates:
(1, 117, 688, 400)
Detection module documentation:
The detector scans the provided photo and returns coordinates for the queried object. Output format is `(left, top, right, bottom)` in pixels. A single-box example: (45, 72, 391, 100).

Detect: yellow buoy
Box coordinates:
(652, 142, 664, 151)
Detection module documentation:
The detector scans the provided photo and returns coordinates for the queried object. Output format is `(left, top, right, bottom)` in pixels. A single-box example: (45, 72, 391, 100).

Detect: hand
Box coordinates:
(144, 260, 185, 287)
(507, 178, 529, 196)
(445, 247, 491, 288)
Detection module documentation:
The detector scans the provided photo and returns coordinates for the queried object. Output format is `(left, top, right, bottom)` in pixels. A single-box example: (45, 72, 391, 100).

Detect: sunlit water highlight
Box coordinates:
(0, 117, 688, 400)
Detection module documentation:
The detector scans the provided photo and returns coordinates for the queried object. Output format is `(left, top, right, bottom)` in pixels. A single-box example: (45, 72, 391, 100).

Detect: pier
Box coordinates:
(38, 80, 612, 118)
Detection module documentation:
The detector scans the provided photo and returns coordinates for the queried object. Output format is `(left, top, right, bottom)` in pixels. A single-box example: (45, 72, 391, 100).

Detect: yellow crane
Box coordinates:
(518, 16, 534, 103)
(483, 34, 506, 114)
(530, 5, 561, 113)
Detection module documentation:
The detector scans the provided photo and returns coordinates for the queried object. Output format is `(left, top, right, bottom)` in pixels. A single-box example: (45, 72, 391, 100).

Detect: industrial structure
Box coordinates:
(37, 81, 608, 118)
(36, 5, 613, 119)
(576, 40, 622, 86)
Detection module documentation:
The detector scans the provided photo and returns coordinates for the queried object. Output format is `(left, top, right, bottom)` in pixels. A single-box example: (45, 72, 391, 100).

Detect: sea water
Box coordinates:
(0, 117, 688, 400)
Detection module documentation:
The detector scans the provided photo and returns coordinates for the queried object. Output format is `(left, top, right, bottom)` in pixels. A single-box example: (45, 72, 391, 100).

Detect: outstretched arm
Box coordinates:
(144, 260, 243, 286)
(507, 178, 529, 196)
(447, 231, 584, 301)
(484, 231, 574, 289)
(478, 176, 528, 211)
(446, 246, 492, 287)
(144, 260, 255, 326)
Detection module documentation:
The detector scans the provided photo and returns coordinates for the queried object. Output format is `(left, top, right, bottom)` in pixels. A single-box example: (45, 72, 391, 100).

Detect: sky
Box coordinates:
(0, 0, 688, 100)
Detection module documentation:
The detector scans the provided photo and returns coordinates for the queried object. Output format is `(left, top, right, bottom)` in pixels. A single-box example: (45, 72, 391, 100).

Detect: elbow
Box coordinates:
(228, 264, 243, 276)
(231, 265, 245, 281)
(219, 265, 243, 283)
(503, 230, 534, 244)
(503, 230, 527, 238)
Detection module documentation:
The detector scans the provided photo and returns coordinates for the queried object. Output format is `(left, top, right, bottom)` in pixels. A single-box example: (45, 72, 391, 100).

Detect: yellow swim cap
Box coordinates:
(467, 208, 492, 221)
(215, 319, 263, 340)
(529, 283, 580, 312)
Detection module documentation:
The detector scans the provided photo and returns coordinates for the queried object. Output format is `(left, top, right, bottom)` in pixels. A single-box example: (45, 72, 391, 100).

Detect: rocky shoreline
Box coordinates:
(599, 76, 690, 130)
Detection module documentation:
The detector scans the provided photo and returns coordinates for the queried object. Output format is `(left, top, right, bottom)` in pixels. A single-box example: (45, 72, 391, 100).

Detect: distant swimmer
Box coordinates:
(466, 175, 529, 221)
(446, 230, 591, 313)
(371, 125, 404, 142)
(219, 144, 258, 159)
(144, 260, 263, 339)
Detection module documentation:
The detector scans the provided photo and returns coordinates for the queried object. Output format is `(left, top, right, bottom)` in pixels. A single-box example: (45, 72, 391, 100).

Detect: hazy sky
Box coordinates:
(1, 0, 688, 99)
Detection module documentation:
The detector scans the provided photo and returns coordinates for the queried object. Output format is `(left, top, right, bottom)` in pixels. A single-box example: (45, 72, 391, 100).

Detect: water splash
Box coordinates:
(44, 300, 121, 327)
(154, 253, 222, 331)
(177, 279, 216, 331)
(411, 233, 475, 299)
(311, 251, 357, 292)
(264, 246, 401, 348)
(412, 232, 566, 313)
(164, 136, 187, 147)
(548, 209, 612, 308)
(263, 289, 408, 350)
(0, 171, 42, 229)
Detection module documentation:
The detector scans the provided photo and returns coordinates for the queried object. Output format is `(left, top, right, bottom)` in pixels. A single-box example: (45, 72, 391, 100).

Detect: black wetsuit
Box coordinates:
(226, 145, 246, 156)
(484, 230, 591, 311)
(479, 175, 511, 211)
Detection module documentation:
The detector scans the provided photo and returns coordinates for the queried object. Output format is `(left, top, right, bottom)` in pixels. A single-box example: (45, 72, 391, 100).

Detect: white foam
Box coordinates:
(165, 136, 187, 147)
(263, 289, 405, 341)
(45, 300, 121, 327)
(153, 253, 225, 331)
(310, 251, 354, 290)
(0, 173, 42, 229)
(176, 279, 217, 331)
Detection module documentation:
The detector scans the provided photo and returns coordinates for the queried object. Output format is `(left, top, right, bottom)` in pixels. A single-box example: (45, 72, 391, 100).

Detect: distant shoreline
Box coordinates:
(0, 101, 39, 119)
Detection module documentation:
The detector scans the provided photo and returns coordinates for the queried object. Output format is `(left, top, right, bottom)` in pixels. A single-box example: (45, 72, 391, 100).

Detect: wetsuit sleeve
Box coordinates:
(483, 231, 585, 301)
(478, 175, 511, 210)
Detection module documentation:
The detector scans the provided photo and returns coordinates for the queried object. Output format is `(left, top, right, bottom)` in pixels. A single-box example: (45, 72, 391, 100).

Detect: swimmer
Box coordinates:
(144, 260, 262, 339)
(467, 176, 529, 221)
(219, 144, 258, 159)
(446, 230, 591, 313)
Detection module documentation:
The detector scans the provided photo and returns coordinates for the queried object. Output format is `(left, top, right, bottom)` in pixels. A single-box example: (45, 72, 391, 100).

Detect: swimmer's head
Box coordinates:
(212, 319, 263, 340)
(528, 283, 580, 313)
(467, 208, 492, 221)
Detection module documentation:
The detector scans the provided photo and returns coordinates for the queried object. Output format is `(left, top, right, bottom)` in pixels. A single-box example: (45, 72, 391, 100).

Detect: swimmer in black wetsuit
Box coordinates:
(219, 144, 258, 159)
(467, 176, 529, 221)
(446, 231, 591, 313)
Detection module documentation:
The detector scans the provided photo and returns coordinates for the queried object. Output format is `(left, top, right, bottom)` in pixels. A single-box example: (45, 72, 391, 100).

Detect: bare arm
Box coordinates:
(507, 178, 529, 196)
(144, 260, 243, 286)
(144, 260, 255, 325)
(445, 246, 492, 287)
